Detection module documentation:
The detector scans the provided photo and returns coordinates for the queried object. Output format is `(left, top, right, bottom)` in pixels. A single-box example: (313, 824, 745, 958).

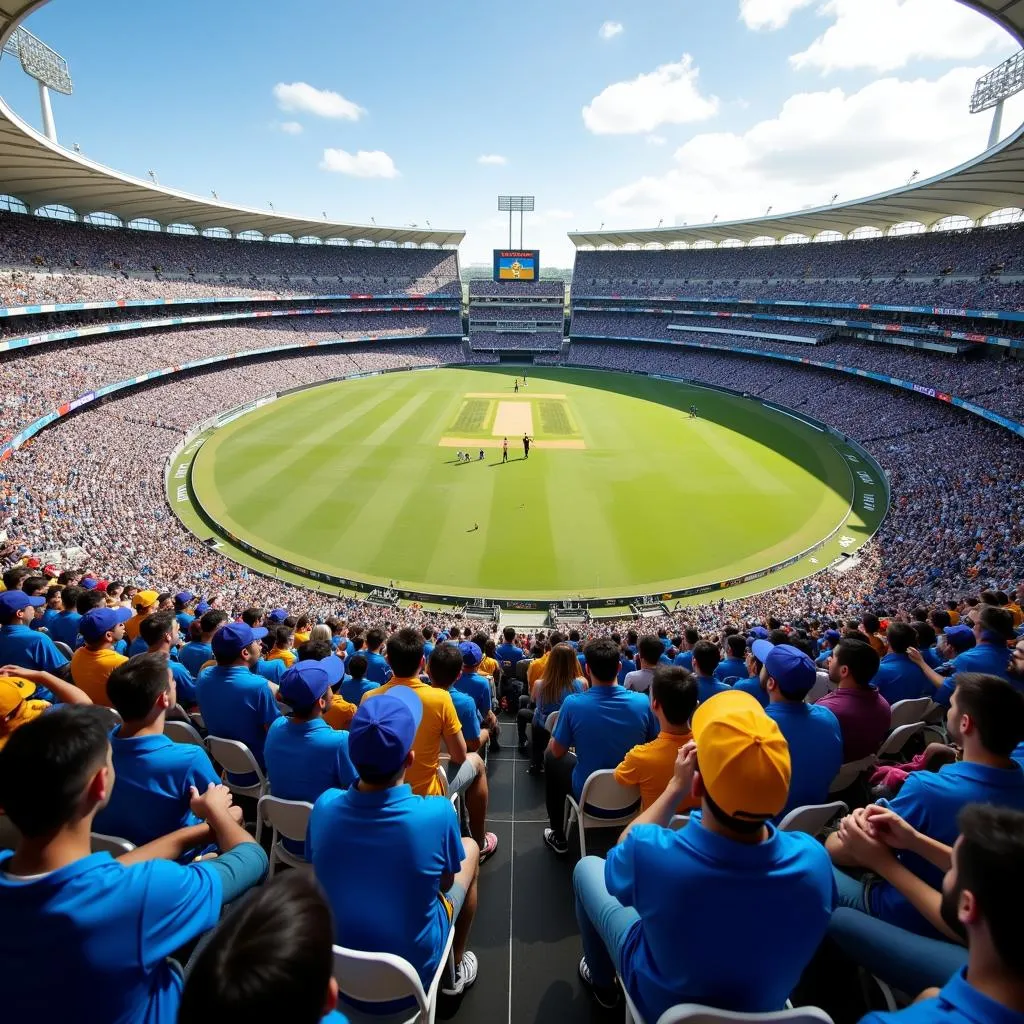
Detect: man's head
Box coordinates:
(297, 640, 334, 663)
(132, 590, 160, 617)
(582, 638, 620, 684)
(198, 609, 229, 640)
(724, 634, 747, 661)
(427, 643, 462, 689)
(212, 622, 268, 667)
(938, 804, 1024, 969)
(861, 613, 881, 635)
(279, 660, 341, 719)
(21, 575, 48, 598)
(683, 628, 699, 649)
(139, 610, 180, 651)
(348, 686, 423, 786)
(107, 652, 175, 724)
(347, 654, 367, 681)
(241, 607, 264, 628)
(459, 641, 483, 670)
(385, 628, 424, 678)
(753, 640, 817, 701)
(691, 640, 721, 677)
(828, 637, 881, 689)
(947, 673, 1024, 756)
(637, 635, 663, 669)
(886, 621, 916, 656)
(178, 873, 339, 1024)
(503, 625, 516, 643)
(0, 705, 114, 837)
(366, 628, 386, 652)
(79, 606, 133, 649)
(930, 608, 952, 632)
(651, 666, 698, 730)
(76, 589, 105, 616)
(691, 690, 790, 834)
(0, 590, 45, 627)
(976, 606, 1015, 646)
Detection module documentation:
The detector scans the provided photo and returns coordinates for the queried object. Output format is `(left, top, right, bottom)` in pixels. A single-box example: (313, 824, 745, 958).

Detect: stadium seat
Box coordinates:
(257, 795, 314, 876)
(777, 802, 848, 837)
(877, 722, 926, 760)
(887, 697, 934, 730)
(515, 659, 532, 685)
(90, 832, 135, 856)
(829, 755, 878, 795)
(53, 641, 74, 660)
(544, 710, 559, 732)
(669, 814, 690, 831)
(163, 719, 205, 747)
(651, 1005, 834, 1024)
(563, 769, 641, 858)
(331, 923, 455, 1024)
(204, 736, 268, 841)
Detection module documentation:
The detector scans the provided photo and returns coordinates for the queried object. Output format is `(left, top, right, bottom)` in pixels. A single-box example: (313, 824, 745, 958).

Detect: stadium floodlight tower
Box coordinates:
(498, 195, 535, 248)
(1, 26, 73, 143)
(970, 49, 1024, 150)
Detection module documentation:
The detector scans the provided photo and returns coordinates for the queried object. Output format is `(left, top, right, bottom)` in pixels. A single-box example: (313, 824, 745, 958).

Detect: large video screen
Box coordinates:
(493, 249, 540, 282)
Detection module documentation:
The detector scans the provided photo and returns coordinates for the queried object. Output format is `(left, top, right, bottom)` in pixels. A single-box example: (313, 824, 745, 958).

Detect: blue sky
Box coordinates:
(2, 0, 1021, 266)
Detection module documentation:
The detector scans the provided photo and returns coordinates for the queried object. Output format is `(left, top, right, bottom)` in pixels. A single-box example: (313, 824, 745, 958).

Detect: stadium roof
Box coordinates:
(570, 0, 1024, 249)
(0, 2, 464, 247)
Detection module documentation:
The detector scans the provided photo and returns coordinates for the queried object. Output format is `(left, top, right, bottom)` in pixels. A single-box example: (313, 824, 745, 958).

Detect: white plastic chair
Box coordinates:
(205, 735, 268, 841)
(668, 814, 690, 831)
(53, 640, 74, 659)
(654, 1005, 834, 1024)
(778, 801, 848, 837)
(887, 697, 933, 730)
(828, 754, 877, 794)
(258, 795, 314, 876)
(563, 769, 641, 858)
(332, 921, 455, 1024)
(877, 721, 925, 759)
(544, 710, 559, 732)
(90, 832, 135, 855)
(164, 719, 205, 747)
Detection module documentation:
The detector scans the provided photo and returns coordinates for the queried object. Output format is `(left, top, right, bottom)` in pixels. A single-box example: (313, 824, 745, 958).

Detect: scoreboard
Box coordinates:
(493, 249, 540, 282)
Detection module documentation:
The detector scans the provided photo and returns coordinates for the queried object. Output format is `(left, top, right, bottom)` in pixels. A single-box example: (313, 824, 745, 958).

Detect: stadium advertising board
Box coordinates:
(493, 250, 540, 282)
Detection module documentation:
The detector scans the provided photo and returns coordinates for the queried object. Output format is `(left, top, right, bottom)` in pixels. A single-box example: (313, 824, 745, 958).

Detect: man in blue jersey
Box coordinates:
(690, 640, 731, 705)
(672, 628, 699, 670)
(362, 627, 392, 685)
(138, 610, 197, 708)
(0, 590, 68, 701)
(714, 634, 749, 682)
(873, 621, 930, 704)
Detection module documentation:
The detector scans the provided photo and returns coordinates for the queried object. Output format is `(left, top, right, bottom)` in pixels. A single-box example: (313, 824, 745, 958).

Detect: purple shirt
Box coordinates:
(815, 686, 891, 761)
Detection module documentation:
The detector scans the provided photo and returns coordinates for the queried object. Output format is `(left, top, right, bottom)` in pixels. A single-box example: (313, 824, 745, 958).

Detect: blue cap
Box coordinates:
(747, 626, 769, 641)
(195, 601, 211, 615)
(459, 641, 482, 666)
(80, 577, 98, 590)
(212, 622, 268, 660)
(823, 629, 841, 645)
(297, 653, 344, 687)
(175, 591, 195, 605)
(0, 591, 45, 622)
(80, 606, 133, 643)
(349, 686, 423, 777)
(268, 607, 288, 623)
(943, 624, 976, 651)
(279, 661, 335, 708)
(754, 640, 816, 696)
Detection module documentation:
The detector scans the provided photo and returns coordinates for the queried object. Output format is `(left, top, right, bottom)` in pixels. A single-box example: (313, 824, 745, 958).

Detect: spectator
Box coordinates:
(362, 627, 391, 684)
(690, 641, 731, 704)
(623, 635, 663, 694)
(339, 653, 374, 706)
(428, 642, 486, 752)
(733, 643, 770, 707)
(264, 624, 297, 669)
(495, 625, 525, 677)
(179, 873, 350, 1023)
(714, 634, 748, 682)
(615, 665, 700, 812)
(757, 639, 843, 817)
(0, 591, 68, 692)
(543, 638, 658, 855)
(455, 641, 494, 720)
(0, 705, 267, 1024)
(138, 609, 197, 708)
(828, 673, 1024, 937)
(46, 584, 83, 648)
(124, 589, 159, 645)
(573, 690, 834, 1018)
(817, 637, 889, 761)
(672, 627, 699, 670)
(307, 687, 481, 996)
(0, 667, 91, 749)
(173, 591, 196, 635)
(69, 607, 133, 707)
(295, 641, 356, 730)
(177, 609, 228, 676)
(520, 642, 586, 774)
(95, 652, 225, 857)
(874, 622, 931, 704)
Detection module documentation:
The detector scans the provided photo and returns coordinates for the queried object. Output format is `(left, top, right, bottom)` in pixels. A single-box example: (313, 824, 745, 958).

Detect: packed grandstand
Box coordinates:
(3, 0, 1024, 1023)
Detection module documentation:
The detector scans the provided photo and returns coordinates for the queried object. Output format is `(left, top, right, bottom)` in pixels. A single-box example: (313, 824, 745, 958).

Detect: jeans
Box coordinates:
(832, 867, 871, 913)
(573, 855, 640, 988)
(545, 749, 577, 837)
(827, 908, 966, 996)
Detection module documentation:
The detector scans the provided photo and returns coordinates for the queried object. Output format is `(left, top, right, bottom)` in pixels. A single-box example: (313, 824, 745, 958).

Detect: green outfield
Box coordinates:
(180, 366, 883, 603)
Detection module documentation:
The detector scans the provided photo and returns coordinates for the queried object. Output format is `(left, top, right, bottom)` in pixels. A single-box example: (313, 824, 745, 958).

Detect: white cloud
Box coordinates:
(583, 54, 719, 135)
(273, 82, 365, 121)
(320, 149, 400, 179)
(646, 134, 667, 146)
(277, 121, 303, 135)
(477, 154, 508, 165)
(599, 20, 624, 40)
(594, 66, 1024, 227)
(739, 0, 814, 31)
(790, 0, 1012, 73)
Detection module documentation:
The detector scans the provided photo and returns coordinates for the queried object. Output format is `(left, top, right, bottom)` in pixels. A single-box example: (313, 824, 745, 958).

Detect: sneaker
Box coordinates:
(543, 828, 568, 855)
(442, 950, 479, 996)
(479, 831, 499, 863)
(578, 956, 620, 1009)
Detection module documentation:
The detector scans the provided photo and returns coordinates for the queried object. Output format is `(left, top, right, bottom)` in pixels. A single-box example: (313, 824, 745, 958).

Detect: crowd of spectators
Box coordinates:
(468, 305, 564, 325)
(469, 280, 565, 298)
(466, 332, 563, 351)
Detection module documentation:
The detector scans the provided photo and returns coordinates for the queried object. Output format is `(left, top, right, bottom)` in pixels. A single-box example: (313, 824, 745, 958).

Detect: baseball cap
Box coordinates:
(0, 591, 45, 622)
(26, 558, 39, 569)
(195, 601, 211, 615)
(459, 641, 482, 666)
(80, 606, 133, 643)
(349, 686, 423, 777)
(80, 577, 98, 590)
(747, 626, 769, 641)
(823, 629, 842, 645)
(752, 640, 816, 696)
(133, 590, 159, 610)
(943, 624, 976, 652)
(268, 607, 288, 623)
(0, 674, 36, 716)
(175, 591, 195, 605)
(211, 622, 268, 660)
(279, 661, 335, 709)
(691, 690, 791, 820)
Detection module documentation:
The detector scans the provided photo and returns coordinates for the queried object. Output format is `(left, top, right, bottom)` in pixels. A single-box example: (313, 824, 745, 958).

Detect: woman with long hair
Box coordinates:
(524, 643, 586, 775)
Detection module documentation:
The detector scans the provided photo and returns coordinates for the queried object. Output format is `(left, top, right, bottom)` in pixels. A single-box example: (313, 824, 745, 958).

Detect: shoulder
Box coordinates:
(311, 787, 348, 819)
(362, 685, 386, 701)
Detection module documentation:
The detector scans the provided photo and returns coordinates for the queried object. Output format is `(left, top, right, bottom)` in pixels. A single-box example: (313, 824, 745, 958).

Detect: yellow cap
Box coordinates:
(0, 675, 36, 717)
(691, 689, 791, 821)
(133, 590, 159, 609)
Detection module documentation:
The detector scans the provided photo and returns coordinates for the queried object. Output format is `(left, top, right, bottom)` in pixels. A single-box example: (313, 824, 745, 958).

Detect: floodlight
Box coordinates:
(497, 195, 535, 248)
(971, 50, 1024, 149)
(3, 27, 72, 94)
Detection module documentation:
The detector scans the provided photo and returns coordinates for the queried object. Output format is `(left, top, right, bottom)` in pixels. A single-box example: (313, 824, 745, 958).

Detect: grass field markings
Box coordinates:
(364, 390, 433, 446)
(464, 392, 566, 399)
(492, 401, 534, 437)
(538, 400, 576, 437)
(450, 398, 492, 435)
(689, 421, 789, 495)
(438, 437, 586, 450)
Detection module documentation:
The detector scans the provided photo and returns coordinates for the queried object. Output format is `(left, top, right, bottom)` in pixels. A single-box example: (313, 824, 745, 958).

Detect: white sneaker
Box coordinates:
(442, 950, 479, 996)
